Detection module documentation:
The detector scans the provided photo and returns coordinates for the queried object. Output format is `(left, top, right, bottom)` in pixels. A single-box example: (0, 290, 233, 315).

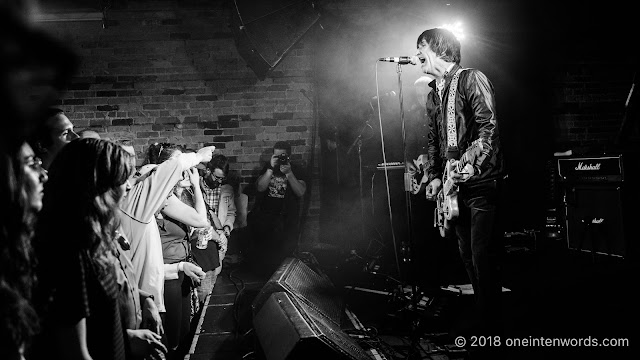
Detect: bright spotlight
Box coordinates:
(440, 21, 465, 41)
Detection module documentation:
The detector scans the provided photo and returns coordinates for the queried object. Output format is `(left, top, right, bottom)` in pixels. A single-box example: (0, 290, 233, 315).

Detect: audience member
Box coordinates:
(33, 138, 134, 360)
(247, 141, 307, 273)
(1, 2, 77, 358)
(145, 143, 209, 359)
(0, 143, 48, 360)
(29, 108, 79, 169)
(117, 142, 214, 333)
(113, 140, 167, 359)
(195, 154, 236, 303)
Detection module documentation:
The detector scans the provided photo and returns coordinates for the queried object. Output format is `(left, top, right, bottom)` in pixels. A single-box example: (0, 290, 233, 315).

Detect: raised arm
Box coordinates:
(161, 194, 209, 228)
(256, 159, 274, 193)
(120, 146, 215, 222)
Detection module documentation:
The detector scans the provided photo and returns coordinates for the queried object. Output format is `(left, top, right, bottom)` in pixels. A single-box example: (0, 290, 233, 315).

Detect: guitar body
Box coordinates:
(434, 160, 459, 238)
(435, 189, 457, 238)
(428, 140, 485, 237)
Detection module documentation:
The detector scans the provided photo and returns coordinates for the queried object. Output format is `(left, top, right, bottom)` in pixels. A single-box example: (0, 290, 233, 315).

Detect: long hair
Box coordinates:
(0, 148, 36, 299)
(0, 279, 39, 360)
(36, 138, 134, 255)
(416, 28, 462, 64)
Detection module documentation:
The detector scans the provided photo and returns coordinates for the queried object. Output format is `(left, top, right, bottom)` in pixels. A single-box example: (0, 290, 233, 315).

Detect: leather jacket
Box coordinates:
(424, 64, 505, 186)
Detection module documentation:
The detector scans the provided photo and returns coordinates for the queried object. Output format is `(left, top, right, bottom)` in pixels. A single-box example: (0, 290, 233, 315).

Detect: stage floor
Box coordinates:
(184, 239, 639, 360)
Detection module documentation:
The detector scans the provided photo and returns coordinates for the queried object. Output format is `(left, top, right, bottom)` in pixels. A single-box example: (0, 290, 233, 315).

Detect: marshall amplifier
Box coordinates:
(564, 185, 626, 257)
(558, 154, 629, 258)
(557, 155, 623, 183)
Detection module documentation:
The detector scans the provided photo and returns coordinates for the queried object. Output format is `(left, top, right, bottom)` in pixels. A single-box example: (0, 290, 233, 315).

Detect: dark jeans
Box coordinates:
(162, 272, 191, 359)
(455, 179, 504, 335)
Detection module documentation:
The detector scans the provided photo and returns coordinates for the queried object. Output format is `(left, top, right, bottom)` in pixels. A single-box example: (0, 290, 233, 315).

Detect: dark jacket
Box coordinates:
(425, 64, 505, 186)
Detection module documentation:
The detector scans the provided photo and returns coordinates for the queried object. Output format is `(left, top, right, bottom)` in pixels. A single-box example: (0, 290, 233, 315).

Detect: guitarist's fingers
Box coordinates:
(425, 186, 435, 200)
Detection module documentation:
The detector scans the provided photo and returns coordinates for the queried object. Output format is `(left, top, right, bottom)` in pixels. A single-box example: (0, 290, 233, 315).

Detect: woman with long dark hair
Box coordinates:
(0, 142, 48, 360)
(33, 138, 134, 360)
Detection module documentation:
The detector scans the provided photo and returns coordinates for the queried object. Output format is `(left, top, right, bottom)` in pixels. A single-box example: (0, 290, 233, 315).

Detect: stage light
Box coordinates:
(440, 21, 465, 41)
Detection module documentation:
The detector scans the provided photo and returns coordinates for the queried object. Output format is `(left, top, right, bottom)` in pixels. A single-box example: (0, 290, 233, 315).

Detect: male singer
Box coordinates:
(414, 27, 506, 344)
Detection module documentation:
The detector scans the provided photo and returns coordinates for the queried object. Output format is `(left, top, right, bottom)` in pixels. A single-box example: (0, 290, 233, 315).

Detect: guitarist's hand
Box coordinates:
(425, 178, 442, 201)
(408, 155, 429, 195)
(450, 161, 475, 183)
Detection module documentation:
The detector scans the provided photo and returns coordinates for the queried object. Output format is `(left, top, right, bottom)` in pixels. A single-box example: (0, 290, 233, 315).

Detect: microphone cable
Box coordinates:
(373, 61, 402, 278)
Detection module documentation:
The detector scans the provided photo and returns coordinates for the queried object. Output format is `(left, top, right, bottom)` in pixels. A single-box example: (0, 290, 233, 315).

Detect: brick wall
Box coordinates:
(38, 0, 321, 244)
(541, 0, 638, 153)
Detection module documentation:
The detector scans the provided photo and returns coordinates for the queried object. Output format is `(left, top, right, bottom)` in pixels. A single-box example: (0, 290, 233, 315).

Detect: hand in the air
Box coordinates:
(187, 167, 199, 185)
(197, 146, 216, 163)
(425, 178, 442, 201)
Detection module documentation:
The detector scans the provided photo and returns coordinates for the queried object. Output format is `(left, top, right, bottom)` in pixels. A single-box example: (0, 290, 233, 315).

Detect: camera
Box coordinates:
(276, 153, 290, 165)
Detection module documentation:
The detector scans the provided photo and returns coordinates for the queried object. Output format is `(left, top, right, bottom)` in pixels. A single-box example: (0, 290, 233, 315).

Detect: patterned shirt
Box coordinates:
(200, 178, 222, 223)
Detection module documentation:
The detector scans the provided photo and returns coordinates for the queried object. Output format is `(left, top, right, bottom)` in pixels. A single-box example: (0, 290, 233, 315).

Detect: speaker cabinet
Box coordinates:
(564, 185, 626, 257)
(230, 0, 320, 79)
(251, 257, 344, 326)
(253, 292, 370, 360)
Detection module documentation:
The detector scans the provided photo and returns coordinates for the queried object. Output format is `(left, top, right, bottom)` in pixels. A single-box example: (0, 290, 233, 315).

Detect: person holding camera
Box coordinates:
(248, 141, 307, 274)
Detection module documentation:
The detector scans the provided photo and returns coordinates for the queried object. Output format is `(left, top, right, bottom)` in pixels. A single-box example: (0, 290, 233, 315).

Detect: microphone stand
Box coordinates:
(347, 121, 373, 250)
(395, 63, 415, 285)
(395, 64, 424, 360)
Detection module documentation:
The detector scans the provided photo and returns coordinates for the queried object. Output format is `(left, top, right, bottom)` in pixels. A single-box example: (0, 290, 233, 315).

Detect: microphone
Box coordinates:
(379, 56, 413, 64)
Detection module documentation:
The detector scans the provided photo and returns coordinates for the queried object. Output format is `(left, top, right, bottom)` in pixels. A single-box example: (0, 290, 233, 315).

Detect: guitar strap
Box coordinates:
(446, 68, 466, 149)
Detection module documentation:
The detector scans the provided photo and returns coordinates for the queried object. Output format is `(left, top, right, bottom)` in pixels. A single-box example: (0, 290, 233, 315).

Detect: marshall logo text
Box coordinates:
(575, 162, 601, 171)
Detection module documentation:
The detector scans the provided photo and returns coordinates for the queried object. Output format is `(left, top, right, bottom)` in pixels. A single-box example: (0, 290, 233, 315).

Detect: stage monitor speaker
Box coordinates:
(230, 0, 320, 80)
(564, 185, 626, 257)
(253, 291, 370, 360)
(252, 257, 343, 326)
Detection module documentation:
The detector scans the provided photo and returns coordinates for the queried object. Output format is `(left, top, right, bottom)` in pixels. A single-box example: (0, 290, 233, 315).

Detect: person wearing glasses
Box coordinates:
(194, 154, 236, 303)
(29, 108, 79, 170)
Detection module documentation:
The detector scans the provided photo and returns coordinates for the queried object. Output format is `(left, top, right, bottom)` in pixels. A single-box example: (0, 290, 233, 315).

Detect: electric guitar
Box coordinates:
(434, 159, 459, 238)
(433, 140, 486, 238)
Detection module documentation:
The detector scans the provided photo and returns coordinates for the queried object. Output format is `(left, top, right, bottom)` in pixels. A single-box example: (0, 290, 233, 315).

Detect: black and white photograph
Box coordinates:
(1, 0, 638, 359)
